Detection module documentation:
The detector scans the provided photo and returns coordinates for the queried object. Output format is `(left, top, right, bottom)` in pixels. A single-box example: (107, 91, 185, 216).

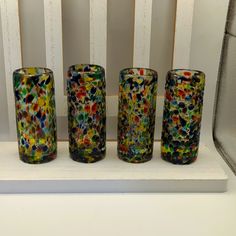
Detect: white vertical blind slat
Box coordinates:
(44, 0, 66, 116)
(133, 0, 153, 68)
(90, 0, 107, 71)
(0, 0, 22, 137)
(173, 0, 195, 68)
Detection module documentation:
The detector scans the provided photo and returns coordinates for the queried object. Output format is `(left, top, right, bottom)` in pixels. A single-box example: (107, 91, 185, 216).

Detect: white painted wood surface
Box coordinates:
(0, 142, 227, 193)
(90, 0, 107, 70)
(44, 0, 67, 116)
(172, 0, 195, 68)
(133, 0, 153, 67)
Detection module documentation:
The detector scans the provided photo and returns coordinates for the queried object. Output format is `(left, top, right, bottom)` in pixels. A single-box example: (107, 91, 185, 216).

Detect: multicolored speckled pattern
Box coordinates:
(67, 64, 106, 163)
(118, 68, 158, 163)
(161, 69, 205, 164)
(13, 67, 57, 164)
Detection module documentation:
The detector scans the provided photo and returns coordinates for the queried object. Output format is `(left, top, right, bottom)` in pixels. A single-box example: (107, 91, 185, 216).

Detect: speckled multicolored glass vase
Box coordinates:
(13, 67, 57, 164)
(67, 64, 106, 163)
(161, 69, 205, 164)
(118, 68, 158, 163)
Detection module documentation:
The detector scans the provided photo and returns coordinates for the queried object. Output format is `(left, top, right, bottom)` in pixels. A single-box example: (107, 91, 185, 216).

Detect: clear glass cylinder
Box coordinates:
(161, 69, 205, 164)
(67, 64, 106, 163)
(118, 68, 158, 163)
(13, 67, 57, 164)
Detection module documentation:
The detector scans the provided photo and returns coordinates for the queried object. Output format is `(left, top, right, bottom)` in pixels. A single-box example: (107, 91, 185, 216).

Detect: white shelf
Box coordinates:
(0, 141, 227, 193)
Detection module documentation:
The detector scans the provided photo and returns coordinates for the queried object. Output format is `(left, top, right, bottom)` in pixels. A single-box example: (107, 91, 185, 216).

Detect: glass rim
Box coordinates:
(169, 69, 205, 77)
(13, 67, 53, 78)
(68, 64, 105, 77)
(167, 69, 205, 84)
(120, 67, 158, 77)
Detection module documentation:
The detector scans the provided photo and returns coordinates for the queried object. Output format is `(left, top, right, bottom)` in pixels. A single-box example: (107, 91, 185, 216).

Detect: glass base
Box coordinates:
(70, 150, 105, 163)
(19, 151, 57, 164)
(118, 151, 152, 163)
(161, 152, 197, 165)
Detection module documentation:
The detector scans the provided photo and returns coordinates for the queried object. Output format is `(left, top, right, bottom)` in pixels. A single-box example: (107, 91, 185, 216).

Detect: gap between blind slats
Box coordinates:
(172, 0, 195, 68)
(90, 0, 107, 71)
(44, 0, 67, 116)
(133, 0, 153, 68)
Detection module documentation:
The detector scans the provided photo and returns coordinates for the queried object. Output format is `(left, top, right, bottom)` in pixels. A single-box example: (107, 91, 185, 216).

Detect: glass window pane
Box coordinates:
(214, 0, 236, 174)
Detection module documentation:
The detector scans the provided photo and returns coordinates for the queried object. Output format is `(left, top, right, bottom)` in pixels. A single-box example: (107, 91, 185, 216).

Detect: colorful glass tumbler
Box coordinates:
(161, 69, 205, 164)
(118, 68, 158, 163)
(67, 64, 106, 163)
(13, 67, 57, 164)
